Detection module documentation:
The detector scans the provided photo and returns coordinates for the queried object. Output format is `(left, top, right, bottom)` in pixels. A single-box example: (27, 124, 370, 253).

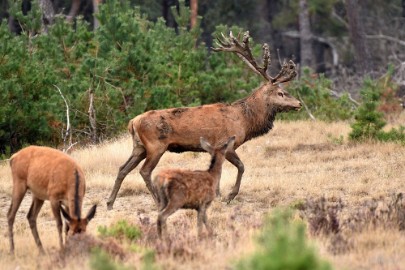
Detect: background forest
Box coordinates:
(0, 0, 404, 155)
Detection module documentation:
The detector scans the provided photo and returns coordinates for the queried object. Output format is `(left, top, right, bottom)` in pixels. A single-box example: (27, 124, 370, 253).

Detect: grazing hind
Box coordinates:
(7, 146, 97, 254)
(153, 136, 235, 238)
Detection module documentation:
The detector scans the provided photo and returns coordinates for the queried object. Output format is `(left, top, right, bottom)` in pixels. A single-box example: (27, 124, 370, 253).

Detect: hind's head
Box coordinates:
(61, 205, 97, 236)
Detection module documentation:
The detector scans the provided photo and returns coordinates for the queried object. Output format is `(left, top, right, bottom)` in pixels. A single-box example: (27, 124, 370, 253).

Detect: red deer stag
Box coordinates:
(7, 146, 97, 254)
(106, 31, 301, 209)
(154, 136, 235, 238)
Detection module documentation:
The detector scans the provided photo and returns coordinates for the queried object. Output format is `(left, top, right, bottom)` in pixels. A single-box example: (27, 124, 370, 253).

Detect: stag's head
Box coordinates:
(61, 204, 97, 236)
(212, 31, 302, 112)
(264, 82, 302, 112)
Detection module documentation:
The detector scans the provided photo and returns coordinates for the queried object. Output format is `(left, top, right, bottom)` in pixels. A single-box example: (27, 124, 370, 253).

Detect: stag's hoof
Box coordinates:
(38, 247, 45, 255)
(226, 193, 237, 204)
(106, 201, 114, 210)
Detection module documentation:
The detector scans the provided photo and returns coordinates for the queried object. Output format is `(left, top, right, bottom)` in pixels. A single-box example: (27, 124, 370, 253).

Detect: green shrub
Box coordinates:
(377, 126, 405, 145)
(236, 209, 331, 270)
(349, 77, 405, 144)
(98, 220, 142, 242)
(90, 248, 132, 270)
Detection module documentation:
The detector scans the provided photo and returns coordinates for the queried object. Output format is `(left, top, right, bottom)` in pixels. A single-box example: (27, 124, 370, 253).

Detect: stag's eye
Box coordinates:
(278, 92, 284, 97)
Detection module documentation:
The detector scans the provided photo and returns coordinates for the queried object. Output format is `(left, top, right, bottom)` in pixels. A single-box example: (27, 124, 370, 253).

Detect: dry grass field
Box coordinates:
(0, 119, 404, 270)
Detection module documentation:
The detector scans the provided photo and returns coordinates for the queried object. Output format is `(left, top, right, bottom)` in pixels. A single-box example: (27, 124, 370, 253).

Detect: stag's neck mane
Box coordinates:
(232, 84, 277, 142)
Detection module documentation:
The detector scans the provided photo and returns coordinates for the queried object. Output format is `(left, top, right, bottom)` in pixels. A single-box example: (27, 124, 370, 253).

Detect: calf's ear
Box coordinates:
(200, 137, 213, 154)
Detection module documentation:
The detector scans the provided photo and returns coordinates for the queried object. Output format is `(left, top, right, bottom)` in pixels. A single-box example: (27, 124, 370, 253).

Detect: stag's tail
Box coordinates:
(9, 152, 19, 167)
(127, 119, 135, 136)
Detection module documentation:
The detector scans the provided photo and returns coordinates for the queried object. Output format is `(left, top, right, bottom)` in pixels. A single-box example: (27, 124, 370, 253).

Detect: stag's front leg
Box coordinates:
(225, 150, 245, 203)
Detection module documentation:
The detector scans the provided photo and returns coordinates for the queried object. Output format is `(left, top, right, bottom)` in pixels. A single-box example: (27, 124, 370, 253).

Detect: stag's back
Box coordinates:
(131, 105, 244, 152)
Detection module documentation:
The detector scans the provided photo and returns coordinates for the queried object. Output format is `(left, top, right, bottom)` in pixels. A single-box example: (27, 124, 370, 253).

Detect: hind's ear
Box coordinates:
(86, 204, 97, 222)
(60, 206, 72, 222)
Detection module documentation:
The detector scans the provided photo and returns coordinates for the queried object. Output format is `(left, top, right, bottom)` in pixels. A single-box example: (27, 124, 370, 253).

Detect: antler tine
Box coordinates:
(262, 43, 270, 75)
(212, 31, 272, 81)
(214, 34, 229, 48)
(212, 32, 235, 51)
(270, 60, 297, 84)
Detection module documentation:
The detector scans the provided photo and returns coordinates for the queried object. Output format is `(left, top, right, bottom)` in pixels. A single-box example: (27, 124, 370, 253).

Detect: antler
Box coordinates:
(212, 31, 297, 84)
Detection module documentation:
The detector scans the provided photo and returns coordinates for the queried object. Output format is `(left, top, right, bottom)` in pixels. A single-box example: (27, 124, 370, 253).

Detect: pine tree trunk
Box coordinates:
(67, 0, 81, 22)
(93, 0, 101, 29)
(39, 0, 55, 30)
(190, 0, 198, 29)
(345, 0, 370, 74)
(403, 0, 405, 17)
(88, 88, 98, 144)
(163, 0, 177, 28)
(299, 0, 313, 74)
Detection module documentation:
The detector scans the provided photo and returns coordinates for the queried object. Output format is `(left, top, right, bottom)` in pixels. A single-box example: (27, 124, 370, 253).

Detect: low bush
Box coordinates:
(98, 220, 142, 242)
(90, 248, 132, 270)
(236, 209, 331, 270)
(349, 76, 405, 144)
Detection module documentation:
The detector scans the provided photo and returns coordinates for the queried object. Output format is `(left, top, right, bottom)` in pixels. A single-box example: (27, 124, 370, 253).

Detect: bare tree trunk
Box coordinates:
(67, 0, 81, 22)
(39, 0, 55, 32)
(93, 0, 101, 30)
(190, 0, 198, 29)
(345, 0, 371, 74)
(88, 88, 98, 144)
(54, 85, 77, 152)
(163, 0, 177, 28)
(403, 0, 405, 17)
(299, 0, 313, 74)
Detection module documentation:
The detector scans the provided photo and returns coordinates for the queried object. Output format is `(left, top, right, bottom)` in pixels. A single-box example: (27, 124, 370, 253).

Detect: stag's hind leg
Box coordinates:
(107, 146, 147, 210)
(140, 147, 166, 204)
(7, 181, 27, 254)
(27, 197, 45, 253)
(225, 150, 245, 203)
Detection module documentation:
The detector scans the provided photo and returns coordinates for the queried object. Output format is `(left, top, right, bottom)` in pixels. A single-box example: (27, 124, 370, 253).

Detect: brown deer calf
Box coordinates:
(154, 136, 235, 238)
(7, 146, 97, 254)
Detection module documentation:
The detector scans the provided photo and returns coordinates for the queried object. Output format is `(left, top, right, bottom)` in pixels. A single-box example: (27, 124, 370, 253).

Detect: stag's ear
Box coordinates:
(60, 206, 72, 222)
(200, 137, 213, 154)
(85, 204, 97, 222)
